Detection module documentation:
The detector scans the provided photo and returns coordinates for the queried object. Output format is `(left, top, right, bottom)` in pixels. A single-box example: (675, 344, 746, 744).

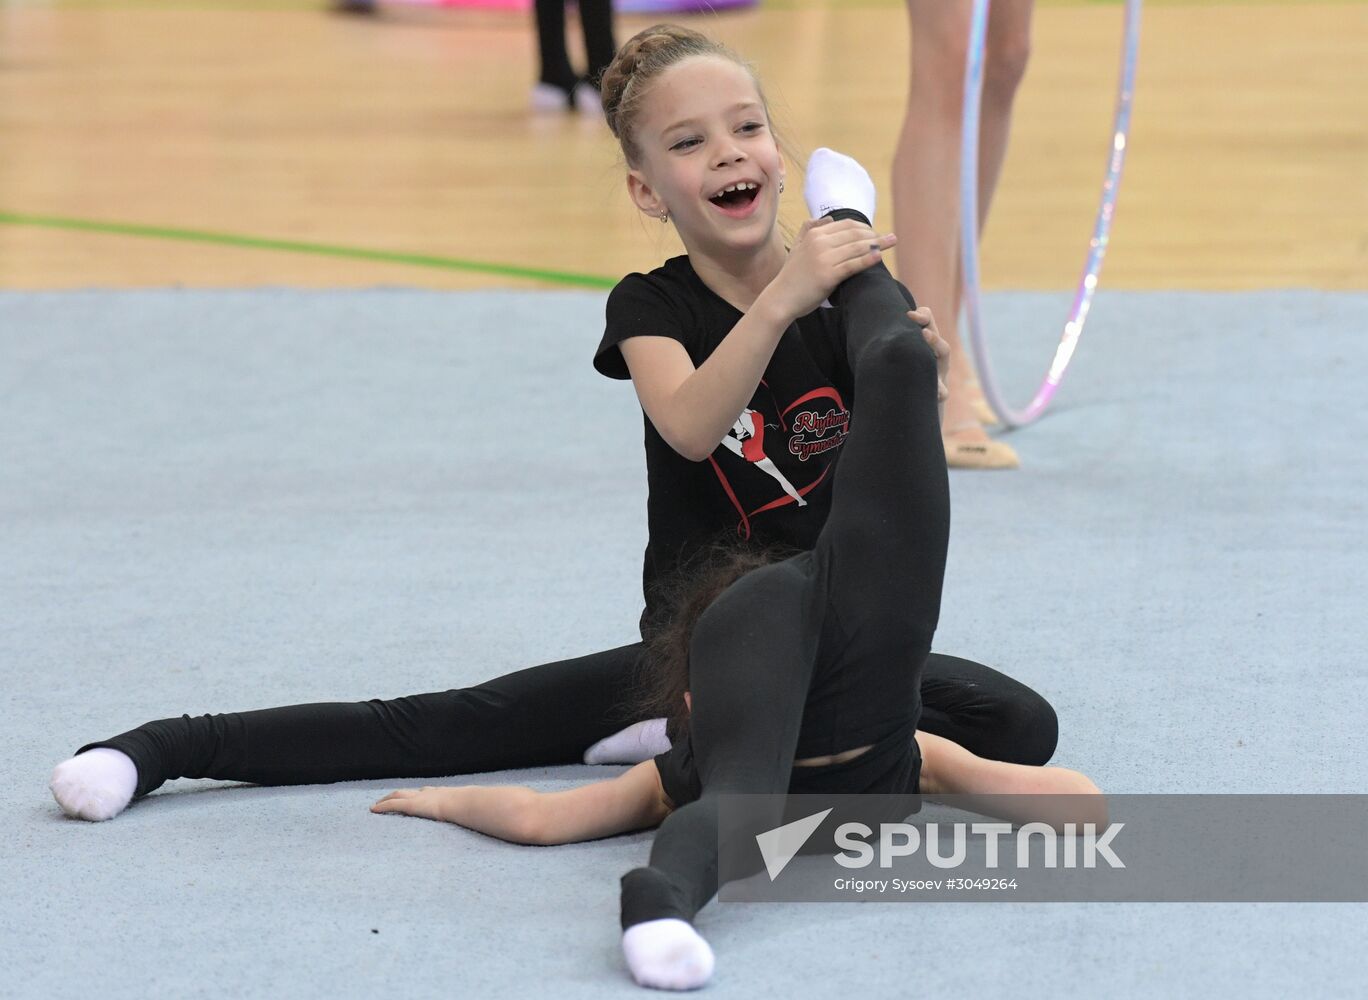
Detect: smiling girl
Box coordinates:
(372, 178, 1104, 990)
(50, 27, 1056, 839)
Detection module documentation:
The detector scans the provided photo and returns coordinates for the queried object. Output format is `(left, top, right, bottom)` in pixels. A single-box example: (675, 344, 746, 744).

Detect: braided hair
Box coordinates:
(600, 24, 768, 166)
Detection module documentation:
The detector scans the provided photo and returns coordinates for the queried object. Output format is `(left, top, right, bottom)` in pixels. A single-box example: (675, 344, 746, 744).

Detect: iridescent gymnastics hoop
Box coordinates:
(960, 0, 1142, 428)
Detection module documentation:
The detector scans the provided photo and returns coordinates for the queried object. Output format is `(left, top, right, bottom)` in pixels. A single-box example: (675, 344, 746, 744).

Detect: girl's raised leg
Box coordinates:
(815, 206, 951, 667)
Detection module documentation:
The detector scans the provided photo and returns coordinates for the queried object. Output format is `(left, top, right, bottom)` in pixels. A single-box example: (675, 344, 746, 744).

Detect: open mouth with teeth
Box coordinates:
(708, 181, 762, 218)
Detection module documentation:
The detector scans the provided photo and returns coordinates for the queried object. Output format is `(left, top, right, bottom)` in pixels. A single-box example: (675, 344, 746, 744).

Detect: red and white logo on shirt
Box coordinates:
(709, 383, 850, 540)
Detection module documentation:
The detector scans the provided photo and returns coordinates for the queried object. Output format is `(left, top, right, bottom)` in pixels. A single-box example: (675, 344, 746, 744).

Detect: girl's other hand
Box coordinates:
(908, 306, 949, 402)
(765, 217, 897, 320)
(371, 786, 459, 823)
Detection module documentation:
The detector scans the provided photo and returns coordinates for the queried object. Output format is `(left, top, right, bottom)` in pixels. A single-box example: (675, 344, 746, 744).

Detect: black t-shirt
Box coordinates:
(596, 254, 879, 631)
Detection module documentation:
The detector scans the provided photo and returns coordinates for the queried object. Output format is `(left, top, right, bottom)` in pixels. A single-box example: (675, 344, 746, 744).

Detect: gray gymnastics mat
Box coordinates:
(2, 288, 1366, 998)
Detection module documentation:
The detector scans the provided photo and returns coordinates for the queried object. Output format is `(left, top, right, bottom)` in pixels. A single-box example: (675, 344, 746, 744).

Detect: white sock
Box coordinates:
(572, 81, 603, 117)
(529, 81, 602, 117)
(530, 82, 572, 113)
(50, 748, 138, 822)
(622, 918, 715, 991)
(803, 147, 877, 222)
(584, 718, 670, 765)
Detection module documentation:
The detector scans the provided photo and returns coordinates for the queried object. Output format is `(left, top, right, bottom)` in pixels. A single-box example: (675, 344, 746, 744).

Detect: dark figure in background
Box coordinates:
(530, 0, 618, 114)
(329, 0, 615, 116)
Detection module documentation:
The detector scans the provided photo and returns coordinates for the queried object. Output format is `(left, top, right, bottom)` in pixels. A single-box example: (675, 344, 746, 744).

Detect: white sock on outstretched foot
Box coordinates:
(803, 147, 876, 222)
(584, 718, 670, 765)
(50, 748, 137, 821)
(622, 918, 715, 991)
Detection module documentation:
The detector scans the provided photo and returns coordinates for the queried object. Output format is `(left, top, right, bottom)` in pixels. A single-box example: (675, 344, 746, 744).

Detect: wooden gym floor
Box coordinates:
(0, 0, 1364, 291)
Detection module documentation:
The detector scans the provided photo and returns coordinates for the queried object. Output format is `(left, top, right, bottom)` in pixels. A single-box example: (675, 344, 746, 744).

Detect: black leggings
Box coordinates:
(533, 0, 616, 90)
(620, 224, 963, 928)
(81, 646, 1056, 801)
(79, 231, 1057, 805)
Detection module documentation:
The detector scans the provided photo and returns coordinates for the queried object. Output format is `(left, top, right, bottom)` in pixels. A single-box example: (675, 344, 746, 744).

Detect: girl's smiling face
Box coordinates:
(626, 55, 786, 258)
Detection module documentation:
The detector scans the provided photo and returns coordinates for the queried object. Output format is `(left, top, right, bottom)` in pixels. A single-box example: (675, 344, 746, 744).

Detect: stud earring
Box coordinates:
(659, 209, 669, 223)
(779, 178, 785, 194)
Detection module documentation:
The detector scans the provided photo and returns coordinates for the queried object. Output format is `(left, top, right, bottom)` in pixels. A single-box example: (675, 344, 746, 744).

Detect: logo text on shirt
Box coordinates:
(788, 407, 850, 462)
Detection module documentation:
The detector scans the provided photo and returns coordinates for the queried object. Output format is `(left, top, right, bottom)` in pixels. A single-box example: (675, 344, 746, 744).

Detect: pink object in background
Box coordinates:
(382, 0, 757, 11)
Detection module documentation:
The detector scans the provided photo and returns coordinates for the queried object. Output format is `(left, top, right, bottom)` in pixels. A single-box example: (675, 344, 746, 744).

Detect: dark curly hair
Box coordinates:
(634, 540, 798, 742)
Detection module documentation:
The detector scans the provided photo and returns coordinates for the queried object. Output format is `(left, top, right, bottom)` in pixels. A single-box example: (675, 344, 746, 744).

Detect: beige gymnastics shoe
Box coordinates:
(943, 422, 1020, 470)
(971, 396, 1001, 427)
(964, 377, 1001, 427)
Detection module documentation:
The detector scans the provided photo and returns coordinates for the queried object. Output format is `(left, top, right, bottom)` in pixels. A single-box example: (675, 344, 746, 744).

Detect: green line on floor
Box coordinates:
(0, 210, 618, 290)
